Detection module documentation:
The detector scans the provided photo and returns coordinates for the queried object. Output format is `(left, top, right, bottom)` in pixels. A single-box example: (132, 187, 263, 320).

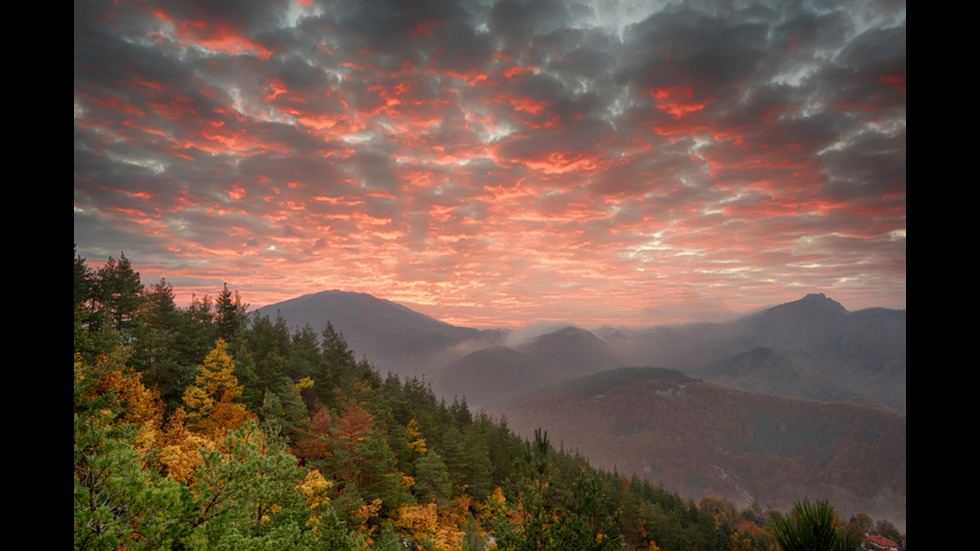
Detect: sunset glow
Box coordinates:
(74, 0, 906, 327)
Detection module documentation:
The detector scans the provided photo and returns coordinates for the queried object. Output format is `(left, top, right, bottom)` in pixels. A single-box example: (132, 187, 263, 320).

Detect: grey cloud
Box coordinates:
(489, 0, 573, 44)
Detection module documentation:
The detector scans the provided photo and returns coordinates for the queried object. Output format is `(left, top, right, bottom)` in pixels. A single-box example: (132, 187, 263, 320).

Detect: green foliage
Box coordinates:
(773, 499, 859, 551)
(74, 251, 901, 551)
(74, 350, 190, 550)
(93, 253, 144, 333)
(460, 425, 493, 500)
(490, 430, 623, 551)
(413, 450, 453, 504)
(133, 279, 205, 409)
(183, 425, 318, 549)
(74, 245, 94, 343)
(214, 283, 248, 342)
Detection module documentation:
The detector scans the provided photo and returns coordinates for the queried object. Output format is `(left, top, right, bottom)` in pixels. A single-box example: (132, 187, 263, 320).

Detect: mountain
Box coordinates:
(429, 326, 627, 409)
(255, 290, 906, 527)
(693, 347, 868, 405)
(256, 290, 905, 411)
(491, 366, 906, 529)
(596, 294, 906, 412)
(429, 345, 555, 409)
(516, 326, 624, 379)
(255, 290, 503, 378)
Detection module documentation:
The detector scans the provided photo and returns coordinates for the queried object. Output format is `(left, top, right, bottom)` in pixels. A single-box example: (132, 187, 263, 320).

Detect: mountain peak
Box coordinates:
(255, 289, 486, 377)
(517, 325, 623, 377)
(796, 293, 846, 310)
(748, 293, 848, 322)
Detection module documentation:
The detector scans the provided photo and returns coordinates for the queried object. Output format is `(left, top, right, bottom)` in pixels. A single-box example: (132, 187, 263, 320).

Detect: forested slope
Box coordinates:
(73, 248, 904, 550)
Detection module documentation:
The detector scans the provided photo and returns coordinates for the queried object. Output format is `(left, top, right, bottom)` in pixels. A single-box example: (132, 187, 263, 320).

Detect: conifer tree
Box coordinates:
(93, 253, 144, 333)
(134, 279, 199, 408)
(74, 349, 187, 550)
(214, 283, 247, 342)
(182, 339, 254, 438)
(414, 450, 453, 504)
(461, 425, 493, 500)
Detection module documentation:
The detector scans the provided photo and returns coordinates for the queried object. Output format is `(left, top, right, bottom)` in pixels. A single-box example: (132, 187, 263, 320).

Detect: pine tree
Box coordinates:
(318, 322, 357, 403)
(414, 450, 453, 504)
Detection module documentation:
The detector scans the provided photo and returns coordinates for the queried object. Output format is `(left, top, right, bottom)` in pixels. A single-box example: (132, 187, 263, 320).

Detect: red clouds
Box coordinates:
(74, 0, 906, 325)
(153, 9, 273, 59)
(648, 86, 715, 119)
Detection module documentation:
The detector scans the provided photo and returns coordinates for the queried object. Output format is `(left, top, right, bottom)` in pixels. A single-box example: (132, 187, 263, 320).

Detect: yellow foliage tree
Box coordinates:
(295, 376, 315, 393)
(392, 496, 476, 551)
(182, 339, 254, 438)
(406, 418, 427, 455)
(86, 350, 166, 456)
(156, 407, 215, 482)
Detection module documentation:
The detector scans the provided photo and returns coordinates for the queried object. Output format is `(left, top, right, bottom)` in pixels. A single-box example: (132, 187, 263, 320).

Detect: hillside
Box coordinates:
(252, 288, 907, 530)
(515, 326, 624, 379)
(693, 347, 868, 405)
(492, 367, 906, 529)
(431, 326, 627, 408)
(429, 345, 556, 409)
(255, 290, 504, 378)
(82, 253, 839, 550)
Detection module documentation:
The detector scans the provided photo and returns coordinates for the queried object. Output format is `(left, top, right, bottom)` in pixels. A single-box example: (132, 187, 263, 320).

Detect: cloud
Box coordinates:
(74, 0, 906, 326)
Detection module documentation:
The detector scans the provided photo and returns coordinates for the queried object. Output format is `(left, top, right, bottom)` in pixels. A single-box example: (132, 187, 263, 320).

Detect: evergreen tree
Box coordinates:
(318, 321, 365, 403)
(74, 245, 93, 335)
(74, 349, 189, 550)
(413, 450, 453, 504)
(460, 425, 493, 500)
(93, 253, 143, 333)
(440, 426, 467, 489)
(214, 283, 247, 342)
(288, 324, 325, 383)
(133, 279, 198, 408)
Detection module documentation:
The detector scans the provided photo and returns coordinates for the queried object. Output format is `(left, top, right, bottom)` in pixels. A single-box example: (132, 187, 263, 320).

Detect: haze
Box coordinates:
(74, 0, 906, 327)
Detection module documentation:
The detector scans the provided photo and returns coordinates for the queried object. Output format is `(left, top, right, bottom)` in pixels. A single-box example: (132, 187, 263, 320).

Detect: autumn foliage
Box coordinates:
(73, 250, 905, 551)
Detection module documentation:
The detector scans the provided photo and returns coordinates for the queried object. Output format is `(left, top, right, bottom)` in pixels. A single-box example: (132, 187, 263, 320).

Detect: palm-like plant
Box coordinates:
(773, 499, 859, 551)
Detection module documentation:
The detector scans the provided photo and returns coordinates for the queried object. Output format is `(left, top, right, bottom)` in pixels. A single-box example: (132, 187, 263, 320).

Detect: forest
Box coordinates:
(74, 247, 905, 550)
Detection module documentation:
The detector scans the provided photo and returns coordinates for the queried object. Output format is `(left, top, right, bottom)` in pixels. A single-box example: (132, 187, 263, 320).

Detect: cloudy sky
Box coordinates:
(74, 0, 905, 327)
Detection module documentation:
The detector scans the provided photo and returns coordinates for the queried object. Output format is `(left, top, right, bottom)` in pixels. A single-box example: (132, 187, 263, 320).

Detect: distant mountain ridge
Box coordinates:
(430, 345, 553, 409)
(257, 290, 905, 411)
(257, 289, 906, 528)
(515, 326, 623, 379)
(430, 327, 627, 409)
(598, 293, 906, 412)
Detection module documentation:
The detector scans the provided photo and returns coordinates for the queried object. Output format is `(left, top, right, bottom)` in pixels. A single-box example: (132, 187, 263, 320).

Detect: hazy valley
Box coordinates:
(258, 291, 906, 529)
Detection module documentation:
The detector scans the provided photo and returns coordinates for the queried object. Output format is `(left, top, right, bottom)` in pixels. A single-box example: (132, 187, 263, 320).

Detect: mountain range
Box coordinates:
(257, 290, 906, 528)
(258, 291, 905, 413)
(596, 294, 906, 412)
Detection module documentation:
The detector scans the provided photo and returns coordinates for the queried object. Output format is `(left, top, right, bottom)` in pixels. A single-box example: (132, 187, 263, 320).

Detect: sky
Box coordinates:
(74, 0, 906, 328)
